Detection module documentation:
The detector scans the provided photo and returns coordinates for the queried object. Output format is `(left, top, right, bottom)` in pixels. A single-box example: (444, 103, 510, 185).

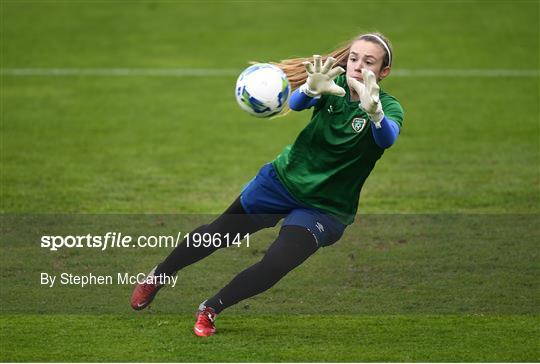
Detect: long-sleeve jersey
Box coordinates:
(272, 74, 404, 224)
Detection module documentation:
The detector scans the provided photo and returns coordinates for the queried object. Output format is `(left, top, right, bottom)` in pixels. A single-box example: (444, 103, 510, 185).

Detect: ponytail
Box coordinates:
(269, 32, 392, 91)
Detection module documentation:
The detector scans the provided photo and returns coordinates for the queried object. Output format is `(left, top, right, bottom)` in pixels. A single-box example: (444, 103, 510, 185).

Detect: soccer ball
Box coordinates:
(235, 63, 290, 118)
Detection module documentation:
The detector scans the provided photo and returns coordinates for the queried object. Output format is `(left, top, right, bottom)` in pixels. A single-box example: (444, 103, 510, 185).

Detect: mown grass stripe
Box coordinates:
(1, 68, 538, 77)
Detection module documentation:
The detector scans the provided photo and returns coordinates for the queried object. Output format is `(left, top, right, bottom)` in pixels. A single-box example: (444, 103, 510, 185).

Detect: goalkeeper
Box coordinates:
(131, 32, 404, 337)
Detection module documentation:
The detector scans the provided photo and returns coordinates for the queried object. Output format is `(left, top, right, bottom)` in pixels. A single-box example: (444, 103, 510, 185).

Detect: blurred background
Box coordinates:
(2, 0, 538, 215)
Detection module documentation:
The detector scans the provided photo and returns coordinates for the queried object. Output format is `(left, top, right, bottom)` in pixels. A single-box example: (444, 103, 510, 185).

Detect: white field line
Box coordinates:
(0, 68, 240, 77)
(0, 68, 538, 77)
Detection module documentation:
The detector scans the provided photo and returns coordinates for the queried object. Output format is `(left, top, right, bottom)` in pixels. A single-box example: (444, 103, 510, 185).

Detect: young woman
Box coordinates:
(131, 32, 404, 337)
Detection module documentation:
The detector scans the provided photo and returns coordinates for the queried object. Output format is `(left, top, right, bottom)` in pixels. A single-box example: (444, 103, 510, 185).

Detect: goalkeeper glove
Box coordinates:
(347, 69, 384, 128)
(300, 55, 346, 97)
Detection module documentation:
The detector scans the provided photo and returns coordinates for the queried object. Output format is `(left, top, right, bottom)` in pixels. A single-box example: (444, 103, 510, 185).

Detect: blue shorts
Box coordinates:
(240, 163, 346, 247)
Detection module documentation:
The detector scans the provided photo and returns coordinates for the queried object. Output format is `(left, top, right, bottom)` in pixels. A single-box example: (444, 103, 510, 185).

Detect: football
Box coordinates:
(235, 63, 290, 118)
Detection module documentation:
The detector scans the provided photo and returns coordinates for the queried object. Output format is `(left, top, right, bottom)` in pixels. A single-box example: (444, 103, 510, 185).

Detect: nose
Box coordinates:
(354, 61, 365, 72)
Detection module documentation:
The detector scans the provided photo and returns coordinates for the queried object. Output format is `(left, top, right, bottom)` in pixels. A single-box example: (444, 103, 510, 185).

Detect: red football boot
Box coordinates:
(130, 266, 163, 311)
(193, 304, 217, 337)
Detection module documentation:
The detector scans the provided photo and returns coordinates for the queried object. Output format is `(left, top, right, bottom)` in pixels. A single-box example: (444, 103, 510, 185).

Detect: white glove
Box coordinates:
(300, 55, 345, 97)
(347, 69, 384, 128)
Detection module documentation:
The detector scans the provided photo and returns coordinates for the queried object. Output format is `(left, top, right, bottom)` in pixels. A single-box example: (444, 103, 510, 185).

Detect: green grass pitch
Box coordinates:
(1, 0, 538, 362)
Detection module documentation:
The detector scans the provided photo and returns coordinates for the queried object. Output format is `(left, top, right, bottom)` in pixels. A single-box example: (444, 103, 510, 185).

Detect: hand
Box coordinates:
(301, 55, 345, 97)
(347, 69, 384, 128)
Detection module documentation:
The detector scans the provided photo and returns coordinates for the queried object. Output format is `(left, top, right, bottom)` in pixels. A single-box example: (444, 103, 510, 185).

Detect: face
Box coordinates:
(346, 39, 391, 84)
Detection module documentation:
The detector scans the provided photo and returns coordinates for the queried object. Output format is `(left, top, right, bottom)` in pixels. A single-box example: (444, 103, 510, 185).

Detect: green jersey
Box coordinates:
(272, 74, 404, 224)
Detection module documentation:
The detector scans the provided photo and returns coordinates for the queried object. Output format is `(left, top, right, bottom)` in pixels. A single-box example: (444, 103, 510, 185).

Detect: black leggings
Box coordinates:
(155, 196, 319, 313)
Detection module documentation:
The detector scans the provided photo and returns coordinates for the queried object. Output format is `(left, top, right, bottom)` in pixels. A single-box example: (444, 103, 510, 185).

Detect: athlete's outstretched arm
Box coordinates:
(370, 116, 400, 149)
(347, 69, 385, 127)
(290, 55, 345, 111)
(347, 68, 400, 148)
(289, 88, 319, 110)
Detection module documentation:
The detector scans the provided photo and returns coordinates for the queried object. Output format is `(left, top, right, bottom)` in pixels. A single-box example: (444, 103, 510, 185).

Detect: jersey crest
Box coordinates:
(351, 117, 367, 133)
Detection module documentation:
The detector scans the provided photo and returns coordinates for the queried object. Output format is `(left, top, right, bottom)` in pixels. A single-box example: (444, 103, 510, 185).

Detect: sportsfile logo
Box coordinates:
(39, 232, 180, 251)
(40, 232, 251, 251)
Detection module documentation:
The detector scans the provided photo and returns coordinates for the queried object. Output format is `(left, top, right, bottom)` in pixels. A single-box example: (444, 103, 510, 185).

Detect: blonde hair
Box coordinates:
(271, 32, 393, 91)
